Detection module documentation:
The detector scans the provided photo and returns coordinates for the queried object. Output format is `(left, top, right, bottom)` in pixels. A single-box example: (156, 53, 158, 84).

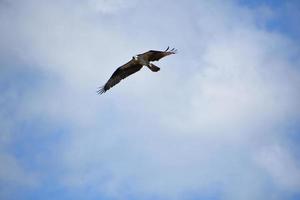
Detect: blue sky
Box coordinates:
(1, 0, 300, 200)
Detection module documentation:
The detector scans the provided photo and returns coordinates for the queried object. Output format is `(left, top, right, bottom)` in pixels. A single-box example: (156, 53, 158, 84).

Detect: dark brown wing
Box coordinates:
(97, 60, 143, 94)
(139, 47, 177, 62)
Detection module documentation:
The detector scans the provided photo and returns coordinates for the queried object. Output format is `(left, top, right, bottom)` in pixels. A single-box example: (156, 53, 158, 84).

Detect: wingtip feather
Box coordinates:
(97, 86, 106, 95)
(165, 47, 178, 54)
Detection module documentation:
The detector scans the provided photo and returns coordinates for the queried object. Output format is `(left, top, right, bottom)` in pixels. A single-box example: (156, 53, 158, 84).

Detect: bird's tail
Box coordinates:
(148, 64, 160, 72)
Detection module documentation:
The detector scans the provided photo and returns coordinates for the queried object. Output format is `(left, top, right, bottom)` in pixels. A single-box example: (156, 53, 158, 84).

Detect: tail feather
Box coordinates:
(148, 64, 160, 72)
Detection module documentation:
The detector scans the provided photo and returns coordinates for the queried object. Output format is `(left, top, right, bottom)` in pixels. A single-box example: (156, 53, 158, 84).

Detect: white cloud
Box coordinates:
(86, 0, 139, 14)
(1, 0, 300, 200)
(255, 145, 300, 190)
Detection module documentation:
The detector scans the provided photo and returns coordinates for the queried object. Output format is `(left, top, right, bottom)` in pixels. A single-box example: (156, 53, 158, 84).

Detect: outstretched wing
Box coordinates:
(97, 60, 143, 94)
(139, 47, 177, 62)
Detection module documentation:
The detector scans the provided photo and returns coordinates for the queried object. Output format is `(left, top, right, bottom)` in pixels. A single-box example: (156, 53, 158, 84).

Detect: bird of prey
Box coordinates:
(97, 47, 177, 94)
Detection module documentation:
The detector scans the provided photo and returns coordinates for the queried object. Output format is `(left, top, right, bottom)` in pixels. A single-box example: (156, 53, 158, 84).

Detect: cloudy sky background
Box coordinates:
(1, 0, 300, 199)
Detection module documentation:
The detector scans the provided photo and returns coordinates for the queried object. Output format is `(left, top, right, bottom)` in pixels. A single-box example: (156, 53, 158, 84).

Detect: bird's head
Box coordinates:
(133, 55, 139, 61)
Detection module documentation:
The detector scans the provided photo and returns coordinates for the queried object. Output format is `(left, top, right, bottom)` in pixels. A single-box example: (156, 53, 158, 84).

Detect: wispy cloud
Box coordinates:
(255, 144, 300, 190)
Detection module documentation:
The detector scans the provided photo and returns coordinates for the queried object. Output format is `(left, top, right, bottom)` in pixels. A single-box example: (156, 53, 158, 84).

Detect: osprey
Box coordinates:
(97, 47, 177, 94)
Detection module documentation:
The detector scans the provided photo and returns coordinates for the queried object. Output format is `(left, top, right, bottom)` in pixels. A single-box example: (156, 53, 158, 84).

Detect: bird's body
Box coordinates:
(97, 47, 177, 94)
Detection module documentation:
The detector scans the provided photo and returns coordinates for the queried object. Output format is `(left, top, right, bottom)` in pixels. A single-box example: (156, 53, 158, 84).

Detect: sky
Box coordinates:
(0, 0, 300, 200)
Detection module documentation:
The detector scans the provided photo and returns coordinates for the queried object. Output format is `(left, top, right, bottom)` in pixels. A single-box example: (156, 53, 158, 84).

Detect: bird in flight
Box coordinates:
(97, 47, 177, 94)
